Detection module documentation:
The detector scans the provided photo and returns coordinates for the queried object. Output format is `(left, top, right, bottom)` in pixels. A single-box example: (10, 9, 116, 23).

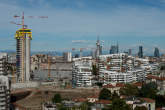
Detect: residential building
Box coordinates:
(72, 57, 92, 87)
(146, 75, 165, 91)
(0, 53, 8, 75)
(0, 76, 10, 110)
(42, 102, 57, 110)
(125, 97, 155, 110)
(99, 70, 133, 84)
(98, 53, 147, 84)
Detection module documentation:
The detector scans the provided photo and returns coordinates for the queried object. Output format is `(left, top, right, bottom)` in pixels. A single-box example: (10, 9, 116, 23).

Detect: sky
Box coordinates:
(0, 0, 165, 55)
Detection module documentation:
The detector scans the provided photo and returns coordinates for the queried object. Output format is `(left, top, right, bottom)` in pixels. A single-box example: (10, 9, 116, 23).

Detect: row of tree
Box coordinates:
(99, 82, 165, 109)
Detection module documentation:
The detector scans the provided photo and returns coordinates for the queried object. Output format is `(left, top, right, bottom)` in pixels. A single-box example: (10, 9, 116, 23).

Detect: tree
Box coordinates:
(92, 65, 99, 76)
(95, 82, 103, 88)
(59, 107, 67, 110)
(160, 64, 165, 70)
(80, 103, 89, 110)
(52, 93, 62, 103)
(134, 106, 147, 110)
(120, 84, 139, 96)
(99, 88, 111, 100)
(155, 95, 165, 107)
(109, 98, 132, 110)
(112, 91, 119, 100)
(139, 82, 157, 99)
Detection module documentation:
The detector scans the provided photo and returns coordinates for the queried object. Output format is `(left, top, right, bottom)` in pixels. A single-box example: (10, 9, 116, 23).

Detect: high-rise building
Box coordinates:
(109, 43, 119, 54)
(15, 28, 32, 82)
(154, 47, 160, 58)
(128, 49, 132, 55)
(0, 76, 10, 110)
(138, 46, 143, 58)
(63, 52, 72, 62)
(95, 37, 101, 58)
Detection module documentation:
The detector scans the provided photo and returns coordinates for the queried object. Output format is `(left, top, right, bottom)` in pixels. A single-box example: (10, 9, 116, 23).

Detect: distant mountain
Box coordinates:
(0, 50, 16, 53)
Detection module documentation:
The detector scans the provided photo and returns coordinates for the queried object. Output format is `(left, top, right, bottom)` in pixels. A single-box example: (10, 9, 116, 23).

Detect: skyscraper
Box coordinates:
(15, 28, 32, 82)
(95, 37, 101, 58)
(138, 46, 143, 58)
(128, 49, 132, 55)
(154, 47, 160, 58)
(109, 43, 119, 54)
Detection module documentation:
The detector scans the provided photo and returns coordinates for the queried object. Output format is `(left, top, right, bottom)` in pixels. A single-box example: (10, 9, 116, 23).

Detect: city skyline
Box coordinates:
(0, 0, 165, 54)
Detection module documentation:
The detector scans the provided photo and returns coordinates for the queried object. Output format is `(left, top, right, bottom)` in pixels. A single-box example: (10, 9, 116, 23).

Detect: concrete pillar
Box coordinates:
(25, 34, 30, 82)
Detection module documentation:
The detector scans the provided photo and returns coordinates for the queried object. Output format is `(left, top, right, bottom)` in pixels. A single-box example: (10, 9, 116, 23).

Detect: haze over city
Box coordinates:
(0, 0, 165, 55)
(1, 0, 165, 110)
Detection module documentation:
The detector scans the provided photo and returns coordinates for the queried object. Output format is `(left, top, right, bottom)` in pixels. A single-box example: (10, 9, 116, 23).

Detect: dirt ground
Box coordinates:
(15, 87, 100, 110)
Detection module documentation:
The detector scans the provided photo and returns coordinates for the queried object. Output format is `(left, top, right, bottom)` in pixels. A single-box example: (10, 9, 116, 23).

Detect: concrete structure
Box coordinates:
(125, 97, 155, 110)
(11, 82, 39, 90)
(128, 49, 132, 55)
(42, 103, 57, 110)
(0, 76, 10, 110)
(99, 53, 134, 72)
(146, 75, 165, 93)
(63, 52, 72, 62)
(0, 53, 8, 75)
(72, 57, 92, 87)
(98, 53, 147, 84)
(95, 37, 102, 58)
(15, 28, 32, 82)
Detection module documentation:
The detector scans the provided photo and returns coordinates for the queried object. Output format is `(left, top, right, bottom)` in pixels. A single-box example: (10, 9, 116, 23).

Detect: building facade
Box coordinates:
(15, 28, 32, 82)
(0, 53, 8, 75)
(138, 46, 143, 58)
(72, 57, 92, 87)
(0, 76, 10, 110)
(154, 47, 160, 58)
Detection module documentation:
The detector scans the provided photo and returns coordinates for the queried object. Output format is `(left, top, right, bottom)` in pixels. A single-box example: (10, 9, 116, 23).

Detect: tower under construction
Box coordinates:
(15, 28, 32, 82)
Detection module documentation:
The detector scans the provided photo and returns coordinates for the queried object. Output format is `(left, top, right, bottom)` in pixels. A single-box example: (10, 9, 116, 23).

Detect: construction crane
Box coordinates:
(72, 48, 86, 58)
(11, 12, 48, 83)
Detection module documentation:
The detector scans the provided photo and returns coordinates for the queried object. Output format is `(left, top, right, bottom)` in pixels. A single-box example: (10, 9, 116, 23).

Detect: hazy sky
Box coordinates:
(0, 0, 165, 55)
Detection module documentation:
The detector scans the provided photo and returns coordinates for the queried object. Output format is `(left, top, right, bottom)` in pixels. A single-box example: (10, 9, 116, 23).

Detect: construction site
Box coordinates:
(10, 12, 91, 109)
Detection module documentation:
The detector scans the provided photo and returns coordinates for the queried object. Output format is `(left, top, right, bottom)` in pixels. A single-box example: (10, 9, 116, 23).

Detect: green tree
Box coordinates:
(112, 91, 119, 100)
(109, 98, 132, 110)
(59, 107, 67, 110)
(155, 95, 165, 107)
(92, 65, 99, 76)
(160, 64, 165, 70)
(80, 103, 88, 110)
(99, 88, 111, 100)
(134, 106, 147, 110)
(120, 84, 139, 96)
(139, 82, 157, 99)
(52, 93, 62, 103)
(96, 82, 103, 88)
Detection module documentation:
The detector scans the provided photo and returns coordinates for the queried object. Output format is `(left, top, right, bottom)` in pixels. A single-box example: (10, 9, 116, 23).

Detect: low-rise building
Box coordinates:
(42, 102, 57, 110)
(146, 75, 165, 91)
(125, 97, 155, 110)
